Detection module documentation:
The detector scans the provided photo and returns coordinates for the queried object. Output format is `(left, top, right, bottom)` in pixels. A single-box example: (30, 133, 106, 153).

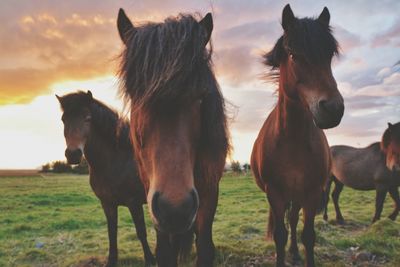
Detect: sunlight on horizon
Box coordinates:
(0, 74, 379, 169)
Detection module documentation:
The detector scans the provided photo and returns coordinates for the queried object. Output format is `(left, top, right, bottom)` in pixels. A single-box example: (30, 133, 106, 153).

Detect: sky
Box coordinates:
(0, 0, 399, 169)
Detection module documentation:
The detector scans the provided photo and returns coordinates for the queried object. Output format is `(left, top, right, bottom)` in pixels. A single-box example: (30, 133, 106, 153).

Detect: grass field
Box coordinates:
(1, 174, 399, 267)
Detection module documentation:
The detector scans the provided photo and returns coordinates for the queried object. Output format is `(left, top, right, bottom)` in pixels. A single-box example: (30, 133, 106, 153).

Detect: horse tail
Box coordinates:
(178, 227, 194, 262)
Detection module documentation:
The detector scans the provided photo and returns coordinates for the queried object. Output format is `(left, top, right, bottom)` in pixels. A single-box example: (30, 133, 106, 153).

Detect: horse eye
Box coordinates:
(289, 53, 296, 61)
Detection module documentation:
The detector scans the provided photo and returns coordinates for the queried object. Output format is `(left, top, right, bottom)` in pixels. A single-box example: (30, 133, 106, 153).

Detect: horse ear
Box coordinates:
(199, 13, 213, 44)
(117, 8, 135, 45)
(55, 94, 61, 103)
(388, 122, 393, 130)
(282, 4, 295, 31)
(318, 7, 330, 27)
(87, 90, 93, 100)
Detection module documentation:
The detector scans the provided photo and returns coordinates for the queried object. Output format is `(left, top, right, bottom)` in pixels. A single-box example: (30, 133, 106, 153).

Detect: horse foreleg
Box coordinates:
(156, 230, 177, 267)
(288, 203, 302, 264)
(101, 201, 118, 267)
(194, 186, 218, 267)
(372, 187, 387, 223)
(331, 177, 344, 224)
(388, 186, 400, 221)
(302, 201, 318, 267)
(128, 204, 156, 266)
(267, 188, 288, 267)
(323, 177, 332, 221)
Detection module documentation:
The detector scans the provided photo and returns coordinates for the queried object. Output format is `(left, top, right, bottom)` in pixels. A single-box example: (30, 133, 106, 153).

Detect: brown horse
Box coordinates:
(56, 91, 155, 267)
(251, 5, 344, 267)
(323, 122, 400, 224)
(116, 9, 229, 267)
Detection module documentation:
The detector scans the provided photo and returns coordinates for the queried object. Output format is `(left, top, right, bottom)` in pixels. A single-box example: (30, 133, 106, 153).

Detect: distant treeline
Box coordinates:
(41, 158, 89, 174)
(228, 161, 251, 175)
(40, 158, 250, 176)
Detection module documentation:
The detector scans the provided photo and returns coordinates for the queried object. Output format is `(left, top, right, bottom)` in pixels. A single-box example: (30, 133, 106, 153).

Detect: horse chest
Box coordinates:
(89, 175, 138, 205)
(261, 138, 329, 191)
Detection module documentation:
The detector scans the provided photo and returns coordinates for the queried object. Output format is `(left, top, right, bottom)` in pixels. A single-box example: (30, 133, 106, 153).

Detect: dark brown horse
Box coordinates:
(56, 91, 155, 267)
(251, 5, 344, 267)
(116, 9, 229, 267)
(323, 122, 400, 224)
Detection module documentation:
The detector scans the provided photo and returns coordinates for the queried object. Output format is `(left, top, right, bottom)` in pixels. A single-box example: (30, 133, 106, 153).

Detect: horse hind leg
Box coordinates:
(128, 204, 156, 266)
(372, 187, 388, 223)
(331, 177, 345, 224)
(323, 177, 333, 221)
(388, 186, 400, 220)
(288, 203, 302, 265)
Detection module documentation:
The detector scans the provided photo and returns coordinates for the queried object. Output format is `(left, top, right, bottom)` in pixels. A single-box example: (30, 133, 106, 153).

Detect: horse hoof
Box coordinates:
(323, 214, 328, 221)
(290, 253, 302, 265)
(388, 214, 397, 221)
(145, 255, 156, 266)
(104, 260, 117, 267)
(336, 218, 345, 225)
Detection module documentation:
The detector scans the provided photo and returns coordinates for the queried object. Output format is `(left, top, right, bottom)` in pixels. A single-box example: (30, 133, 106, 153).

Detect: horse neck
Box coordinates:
(276, 82, 313, 137)
(84, 128, 115, 168)
(84, 104, 119, 166)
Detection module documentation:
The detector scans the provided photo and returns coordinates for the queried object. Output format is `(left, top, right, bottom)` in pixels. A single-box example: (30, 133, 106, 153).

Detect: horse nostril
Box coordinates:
(319, 99, 344, 117)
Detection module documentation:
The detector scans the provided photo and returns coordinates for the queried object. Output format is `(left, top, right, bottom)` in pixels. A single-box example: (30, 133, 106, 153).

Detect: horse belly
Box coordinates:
(332, 160, 376, 190)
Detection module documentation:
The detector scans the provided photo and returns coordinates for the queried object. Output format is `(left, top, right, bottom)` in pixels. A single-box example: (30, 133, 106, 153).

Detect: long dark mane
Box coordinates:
(118, 13, 230, 182)
(59, 91, 131, 150)
(264, 16, 339, 80)
(118, 13, 214, 112)
(381, 122, 400, 151)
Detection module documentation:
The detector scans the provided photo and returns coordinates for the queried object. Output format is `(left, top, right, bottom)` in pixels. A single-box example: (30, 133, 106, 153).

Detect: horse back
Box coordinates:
(331, 143, 387, 190)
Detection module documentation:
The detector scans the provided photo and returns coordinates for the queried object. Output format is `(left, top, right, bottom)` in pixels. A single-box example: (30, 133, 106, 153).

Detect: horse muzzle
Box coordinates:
(151, 189, 199, 234)
(65, 149, 83, 165)
(313, 96, 344, 129)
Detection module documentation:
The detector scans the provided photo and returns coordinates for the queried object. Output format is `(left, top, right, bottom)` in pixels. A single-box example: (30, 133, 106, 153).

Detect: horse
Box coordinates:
(116, 9, 229, 267)
(251, 5, 344, 267)
(323, 122, 400, 224)
(56, 91, 155, 267)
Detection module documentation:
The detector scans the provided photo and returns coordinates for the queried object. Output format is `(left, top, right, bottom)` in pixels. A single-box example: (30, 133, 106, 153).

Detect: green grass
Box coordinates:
(0, 174, 399, 266)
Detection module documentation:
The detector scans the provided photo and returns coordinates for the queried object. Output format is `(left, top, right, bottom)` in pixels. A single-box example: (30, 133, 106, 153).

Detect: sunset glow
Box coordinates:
(1, 0, 399, 169)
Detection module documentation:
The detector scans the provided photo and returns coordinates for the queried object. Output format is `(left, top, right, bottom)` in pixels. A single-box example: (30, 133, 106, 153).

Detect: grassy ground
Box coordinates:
(0, 174, 399, 267)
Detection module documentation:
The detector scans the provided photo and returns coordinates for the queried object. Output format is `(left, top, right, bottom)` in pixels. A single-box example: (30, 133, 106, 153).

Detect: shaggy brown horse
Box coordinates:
(57, 91, 155, 267)
(323, 122, 400, 224)
(116, 9, 229, 267)
(251, 5, 344, 267)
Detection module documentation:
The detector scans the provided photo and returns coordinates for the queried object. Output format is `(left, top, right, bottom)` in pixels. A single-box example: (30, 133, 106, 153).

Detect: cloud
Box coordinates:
(334, 26, 362, 53)
(371, 19, 400, 48)
(0, 11, 121, 105)
(355, 70, 400, 97)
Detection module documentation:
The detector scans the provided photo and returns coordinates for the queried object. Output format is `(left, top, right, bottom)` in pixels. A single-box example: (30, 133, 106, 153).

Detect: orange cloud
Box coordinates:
(0, 12, 122, 105)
